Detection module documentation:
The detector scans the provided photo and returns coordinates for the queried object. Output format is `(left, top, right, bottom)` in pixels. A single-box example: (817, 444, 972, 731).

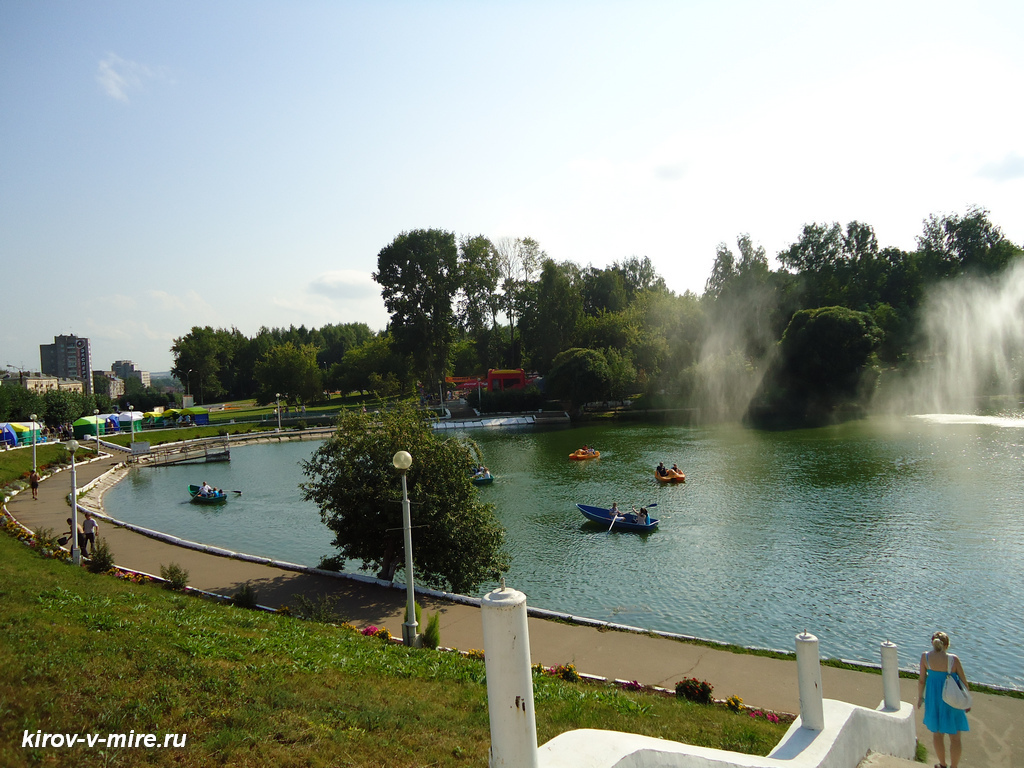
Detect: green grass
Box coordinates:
(0, 444, 78, 487)
(0, 531, 788, 767)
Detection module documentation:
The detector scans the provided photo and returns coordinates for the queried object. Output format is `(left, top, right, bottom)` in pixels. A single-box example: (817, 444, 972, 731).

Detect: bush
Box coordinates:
(422, 612, 441, 650)
(404, 601, 422, 626)
(159, 562, 190, 590)
(86, 538, 115, 574)
(676, 677, 714, 704)
(551, 663, 581, 683)
(726, 695, 744, 712)
(233, 582, 259, 609)
(292, 593, 340, 623)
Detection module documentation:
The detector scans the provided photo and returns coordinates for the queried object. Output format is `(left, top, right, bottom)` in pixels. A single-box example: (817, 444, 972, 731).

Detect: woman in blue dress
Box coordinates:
(917, 631, 970, 768)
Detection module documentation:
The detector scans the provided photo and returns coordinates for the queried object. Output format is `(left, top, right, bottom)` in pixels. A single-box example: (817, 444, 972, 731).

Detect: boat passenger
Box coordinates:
(638, 507, 649, 525)
(657, 462, 667, 476)
(672, 464, 681, 474)
(199, 481, 213, 497)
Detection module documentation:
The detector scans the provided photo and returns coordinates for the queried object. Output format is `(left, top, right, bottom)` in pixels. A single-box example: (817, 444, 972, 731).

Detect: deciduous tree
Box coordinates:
(301, 404, 508, 593)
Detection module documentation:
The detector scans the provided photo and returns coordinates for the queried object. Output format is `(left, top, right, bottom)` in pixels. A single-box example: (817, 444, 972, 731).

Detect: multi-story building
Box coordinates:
(40, 334, 92, 395)
(111, 360, 150, 388)
(94, 371, 125, 399)
(1, 371, 58, 393)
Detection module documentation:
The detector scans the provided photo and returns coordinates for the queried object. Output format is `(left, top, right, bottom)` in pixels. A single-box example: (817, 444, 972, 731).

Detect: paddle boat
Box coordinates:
(576, 503, 658, 532)
(655, 467, 686, 483)
(569, 448, 600, 460)
(188, 484, 228, 504)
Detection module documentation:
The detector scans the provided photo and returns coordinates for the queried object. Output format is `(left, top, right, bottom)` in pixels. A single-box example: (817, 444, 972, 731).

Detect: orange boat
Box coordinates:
(654, 468, 685, 483)
(569, 449, 600, 460)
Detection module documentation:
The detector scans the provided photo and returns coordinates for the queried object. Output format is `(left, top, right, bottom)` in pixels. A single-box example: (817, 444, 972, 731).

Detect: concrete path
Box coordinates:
(5, 452, 1020, 767)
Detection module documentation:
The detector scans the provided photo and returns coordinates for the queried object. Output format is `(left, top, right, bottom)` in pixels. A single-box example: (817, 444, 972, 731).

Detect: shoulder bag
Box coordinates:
(941, 655, 972, 710)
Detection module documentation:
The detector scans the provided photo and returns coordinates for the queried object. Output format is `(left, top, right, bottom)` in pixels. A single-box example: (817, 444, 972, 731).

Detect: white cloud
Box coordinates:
(308, 269, 378, 300)
(96, 53, 167, 102)
(978, 154, 1024, 182)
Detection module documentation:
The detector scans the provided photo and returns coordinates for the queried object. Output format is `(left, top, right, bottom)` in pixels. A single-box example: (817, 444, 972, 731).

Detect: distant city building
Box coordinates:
(111, 360, 150, 388)
(94, 371, 125, 399)
(1, 371, 59, 393)
(40, 334, 92, 395)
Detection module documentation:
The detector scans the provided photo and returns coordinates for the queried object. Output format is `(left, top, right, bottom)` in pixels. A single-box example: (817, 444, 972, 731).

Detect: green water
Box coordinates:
(104, 415, 1024, 689)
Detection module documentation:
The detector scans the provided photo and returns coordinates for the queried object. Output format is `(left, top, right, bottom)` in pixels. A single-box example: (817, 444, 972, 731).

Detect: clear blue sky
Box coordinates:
(3, 1, 1022, 373)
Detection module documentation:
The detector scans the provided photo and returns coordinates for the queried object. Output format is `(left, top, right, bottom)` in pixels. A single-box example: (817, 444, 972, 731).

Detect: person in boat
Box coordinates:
(199, 481, 213, 497)
(479, 466, 491, 479)
(637, 507, 649, 525)
(656, 462, 667, 476)
(610, 502, 622, 520)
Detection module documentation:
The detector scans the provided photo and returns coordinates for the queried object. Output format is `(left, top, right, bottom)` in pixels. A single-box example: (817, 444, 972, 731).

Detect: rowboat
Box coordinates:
(576, 503, 658, 532)
(472, 474, 494, 486)
(655, 468, 686, 483)
(569, 449, 600, 460)
(188, 484, 228, 504)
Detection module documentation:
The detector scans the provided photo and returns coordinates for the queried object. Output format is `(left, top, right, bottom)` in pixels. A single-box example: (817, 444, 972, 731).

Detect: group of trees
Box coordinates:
(167, 207, 1021, 423)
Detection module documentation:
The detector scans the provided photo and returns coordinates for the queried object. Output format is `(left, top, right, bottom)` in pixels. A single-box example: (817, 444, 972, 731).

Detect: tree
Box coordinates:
(333, 333, 412, 396)
(373, 229, 461, 386)
(254, 342, 323, 405)
(170, 326, 228, 403)
(546, 348, 612, 414)
(301, 404, 509, 593)
(519, 258, 583, 372)
(918, 206, 1021, 279)
(42, 389, 84, 427)
(494, 236, 543, 367)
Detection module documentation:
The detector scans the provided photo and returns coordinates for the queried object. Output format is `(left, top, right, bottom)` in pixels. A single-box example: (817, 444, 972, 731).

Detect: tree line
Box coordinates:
(165, 206, 1020, 423)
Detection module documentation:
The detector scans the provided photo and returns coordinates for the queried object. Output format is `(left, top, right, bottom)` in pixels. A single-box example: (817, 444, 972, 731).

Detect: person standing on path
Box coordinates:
(918, 630, 970, 768)
(30, 470, 40, 500)
(83, 512, 99, 556)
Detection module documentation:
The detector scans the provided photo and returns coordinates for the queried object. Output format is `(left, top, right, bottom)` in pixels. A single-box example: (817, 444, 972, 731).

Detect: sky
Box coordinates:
(2, 1, 1023, 374)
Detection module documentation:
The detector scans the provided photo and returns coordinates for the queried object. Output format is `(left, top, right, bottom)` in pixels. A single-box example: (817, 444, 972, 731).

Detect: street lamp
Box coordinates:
(66, 439, 81, 565)
(30, 412, 37, 472)
(186, 369, 193, 398)
(93, 408, 100, 454)
(392, 450, 419, 647)
(275, 393, 282, 431)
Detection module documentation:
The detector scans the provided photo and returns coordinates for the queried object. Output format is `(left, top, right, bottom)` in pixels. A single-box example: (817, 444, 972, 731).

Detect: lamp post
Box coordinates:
(275, 393, 282, 431)
(30, 412, 37, 472)
(392, 450, 419, 647)
(186, 369, 193, 398)
(66, 439, 81, 565)
(93, 408, 100, 454)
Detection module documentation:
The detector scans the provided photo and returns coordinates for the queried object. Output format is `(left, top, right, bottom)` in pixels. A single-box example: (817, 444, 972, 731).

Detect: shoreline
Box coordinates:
(84, 449, 1022, 695)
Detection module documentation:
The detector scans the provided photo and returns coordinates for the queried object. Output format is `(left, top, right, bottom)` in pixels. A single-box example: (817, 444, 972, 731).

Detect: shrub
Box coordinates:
(292, 593, 340, 623)
(404, 601, 422, 626)
(159, 562, 190, 590)
(86, 539, 115, 574)
(422, 612, 441, 650)
(675, 677, 714, 704)
(233, 582, 259, 609)
(726, 695, 744, 712)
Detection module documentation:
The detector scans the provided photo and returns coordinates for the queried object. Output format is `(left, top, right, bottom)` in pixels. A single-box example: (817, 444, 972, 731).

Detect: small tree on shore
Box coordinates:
(301, 403, 508, 594)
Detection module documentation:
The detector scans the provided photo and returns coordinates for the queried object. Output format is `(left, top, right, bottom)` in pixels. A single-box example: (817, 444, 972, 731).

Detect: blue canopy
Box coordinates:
(0, 423, 17, 448)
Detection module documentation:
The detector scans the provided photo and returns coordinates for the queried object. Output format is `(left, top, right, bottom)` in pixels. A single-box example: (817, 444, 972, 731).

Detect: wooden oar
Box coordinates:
(607, 514, 622, 532)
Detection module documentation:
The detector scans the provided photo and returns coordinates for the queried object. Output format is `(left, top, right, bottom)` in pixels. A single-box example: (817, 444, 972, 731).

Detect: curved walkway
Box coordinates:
(4, 453, 1020, 768)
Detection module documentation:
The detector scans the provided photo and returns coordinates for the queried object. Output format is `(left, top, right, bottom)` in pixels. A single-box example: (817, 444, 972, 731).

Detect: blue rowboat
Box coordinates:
(472, 475, 494, 486)
(188, 484, 228, 504)
(576, 503, 658, 532)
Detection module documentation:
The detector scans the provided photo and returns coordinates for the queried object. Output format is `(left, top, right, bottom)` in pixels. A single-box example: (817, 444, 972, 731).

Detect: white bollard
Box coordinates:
(881, 640, 901, 711)
(795, 631, 824, 731)
(481, 586, 538, 768)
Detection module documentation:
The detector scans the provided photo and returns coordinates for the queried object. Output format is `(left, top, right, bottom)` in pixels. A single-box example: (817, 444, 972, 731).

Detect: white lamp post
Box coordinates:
(393, 450, 419, 647)
(67, 439, 81, 565)
(30, 412, 37, 472)
(186, 369, 193, 398)
(93, 408, 100, 453)
(275, 393, 282, 431)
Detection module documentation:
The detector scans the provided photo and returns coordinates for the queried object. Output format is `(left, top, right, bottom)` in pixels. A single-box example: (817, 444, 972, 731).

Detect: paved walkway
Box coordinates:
(5, 452, 1021, 767)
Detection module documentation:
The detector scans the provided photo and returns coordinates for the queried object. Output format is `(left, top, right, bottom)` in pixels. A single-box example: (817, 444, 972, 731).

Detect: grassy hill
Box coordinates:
(0, 528, 787, 767)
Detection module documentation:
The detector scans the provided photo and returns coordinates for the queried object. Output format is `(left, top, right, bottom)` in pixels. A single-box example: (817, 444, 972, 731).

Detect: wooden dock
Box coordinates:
(133, 438, 231, 466)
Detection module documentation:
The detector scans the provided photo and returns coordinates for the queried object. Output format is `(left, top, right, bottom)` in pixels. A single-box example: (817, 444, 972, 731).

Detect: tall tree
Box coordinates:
(373, 229, 461, 387)
(170, 326, 228, 403)
(494, 236, 542, 367)
(301, 404, 509, 593)
(519, 259, 583, 372)
(254, 342, 323, 405)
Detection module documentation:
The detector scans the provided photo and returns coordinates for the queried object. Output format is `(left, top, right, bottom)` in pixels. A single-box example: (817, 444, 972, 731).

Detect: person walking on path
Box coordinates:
(83, 512, 99, 556)
(30, 469, 40, 500)
(919, 630, 970, 768)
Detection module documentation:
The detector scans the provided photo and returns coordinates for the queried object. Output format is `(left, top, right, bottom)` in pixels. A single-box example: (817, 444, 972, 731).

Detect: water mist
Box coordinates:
(879, 259, 1024, 415)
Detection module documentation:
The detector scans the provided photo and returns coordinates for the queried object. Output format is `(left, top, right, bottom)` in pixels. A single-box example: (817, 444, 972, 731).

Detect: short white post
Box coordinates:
(481, 585, 538, 768)
(881, 640, 901, 711)
(795, 630, 824, 731)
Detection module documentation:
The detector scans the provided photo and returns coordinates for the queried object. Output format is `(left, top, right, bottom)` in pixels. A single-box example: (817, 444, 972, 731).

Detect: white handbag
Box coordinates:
(941, 655, 972, 710)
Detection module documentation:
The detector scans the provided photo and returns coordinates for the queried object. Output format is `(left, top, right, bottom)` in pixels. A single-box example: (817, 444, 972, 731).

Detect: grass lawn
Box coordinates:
(0, 531, 789, 767)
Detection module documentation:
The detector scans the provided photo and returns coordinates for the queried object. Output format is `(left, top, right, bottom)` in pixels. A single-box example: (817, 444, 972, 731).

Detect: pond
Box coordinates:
(104, 414, 1024, 690)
